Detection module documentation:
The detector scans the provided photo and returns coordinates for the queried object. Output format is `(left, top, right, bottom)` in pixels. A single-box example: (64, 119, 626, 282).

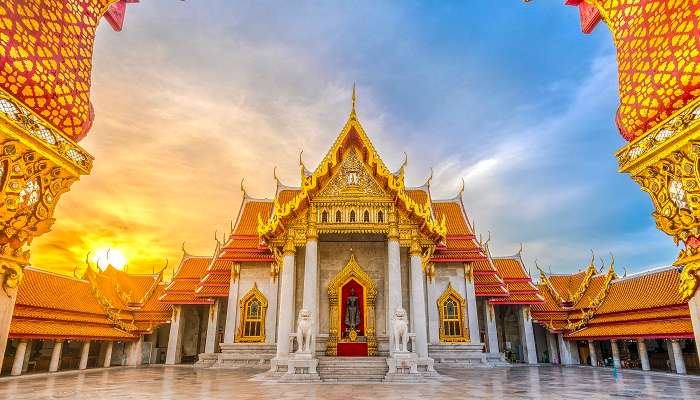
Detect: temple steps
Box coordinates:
(428, 343, 508, 368)
(317, 356, 389, 382)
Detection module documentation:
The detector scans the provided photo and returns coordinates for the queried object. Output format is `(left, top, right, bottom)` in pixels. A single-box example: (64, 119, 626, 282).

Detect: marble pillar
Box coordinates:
(588, 340, 598, 367)
(637, 339, 650, 371)
(79, 341, 90, 370)
(386, 224, 402, 354)
(409, 240, 428, 358)
(426, 280, 439, 344)
(688, 291, 700, 366)
(21, 340, 32, 373)
(518, 305, 537, 364)
(48, 340, 63, 372)
(671, 339, 687, 374)
(10, 339, 28, 376)
(302, 232, 319, 342)
(224, 264, 241, 344)
(166, 305, 184, 365)
(265, 274, 279, 345)
(103, 341, 113, 368)
(558, 334, 573, 365)
(611, 339, 621, 368)
(464, 267, 481, 345)
(546, 332, 559, 364)
(485, 302, 500, 354)
(0, 277, 18, 361)
(275, 239, 296, 357)
(204, 299, 221, 354)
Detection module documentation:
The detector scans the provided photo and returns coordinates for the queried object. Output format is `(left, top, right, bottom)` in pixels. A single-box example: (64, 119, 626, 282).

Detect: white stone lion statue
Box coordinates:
(295, 308, 313, 353)
(391, 307, 409, 353)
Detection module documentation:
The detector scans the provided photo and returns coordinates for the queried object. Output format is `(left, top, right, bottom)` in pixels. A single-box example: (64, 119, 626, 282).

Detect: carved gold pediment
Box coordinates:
(315, 147, 390, 201)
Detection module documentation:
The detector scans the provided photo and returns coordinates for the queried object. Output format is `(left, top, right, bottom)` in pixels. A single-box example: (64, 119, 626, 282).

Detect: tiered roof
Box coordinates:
(161, 107, 541, 305)
(10, 267, 171, 341)
(531, 258, 691, 340)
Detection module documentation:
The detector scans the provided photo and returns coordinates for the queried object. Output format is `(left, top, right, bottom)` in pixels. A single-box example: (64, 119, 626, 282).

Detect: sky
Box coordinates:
(30, 1, 679, 278)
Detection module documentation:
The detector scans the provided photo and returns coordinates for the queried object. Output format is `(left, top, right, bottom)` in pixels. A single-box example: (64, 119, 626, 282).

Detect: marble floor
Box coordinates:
(0, 365, 699, 400)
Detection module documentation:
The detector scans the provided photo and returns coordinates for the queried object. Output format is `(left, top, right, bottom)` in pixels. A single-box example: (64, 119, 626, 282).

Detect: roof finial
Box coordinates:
(181, 242, 190, 257)
(273, 166, 280, 185)
(459, 177, 465, 197)
(240, 178, 247, 198)
(424, 167, 433, 187)
(351, 83, 356, 115)
(517, 242, 523, 257)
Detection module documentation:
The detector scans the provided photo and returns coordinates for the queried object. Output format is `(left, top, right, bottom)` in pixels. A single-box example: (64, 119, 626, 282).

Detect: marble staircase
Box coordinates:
(207, 343, 276, 368)
(429, 344, 508, 368)
(317, 356, 389, 382)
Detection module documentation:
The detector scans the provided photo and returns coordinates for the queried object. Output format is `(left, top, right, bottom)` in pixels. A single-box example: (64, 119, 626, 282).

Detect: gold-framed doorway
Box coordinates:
(326, 254, 378, 356)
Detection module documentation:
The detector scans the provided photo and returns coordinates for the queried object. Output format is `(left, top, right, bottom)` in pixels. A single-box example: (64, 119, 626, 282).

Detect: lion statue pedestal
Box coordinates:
(281, 309, 321, 382)
(385, 308, 423, 382)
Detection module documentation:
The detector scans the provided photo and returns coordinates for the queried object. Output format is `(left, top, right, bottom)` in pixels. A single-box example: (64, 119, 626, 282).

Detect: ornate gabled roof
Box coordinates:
(9, 267, 171, 341)
(159, 253, 214, 305)
(488, 255, 544, 305)
(256, 110, 447, 242)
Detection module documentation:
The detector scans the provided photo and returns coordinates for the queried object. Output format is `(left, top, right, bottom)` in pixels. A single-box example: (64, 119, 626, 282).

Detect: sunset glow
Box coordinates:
(94, 249, 128, 271)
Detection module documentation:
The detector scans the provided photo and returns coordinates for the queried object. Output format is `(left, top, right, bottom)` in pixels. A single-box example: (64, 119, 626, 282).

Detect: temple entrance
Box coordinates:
(326, 254, 377, 356)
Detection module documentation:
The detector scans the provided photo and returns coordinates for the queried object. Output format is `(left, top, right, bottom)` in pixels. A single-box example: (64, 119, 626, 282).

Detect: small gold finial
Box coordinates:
(351, 83, 356, 114)
(240, 178, 247, 197)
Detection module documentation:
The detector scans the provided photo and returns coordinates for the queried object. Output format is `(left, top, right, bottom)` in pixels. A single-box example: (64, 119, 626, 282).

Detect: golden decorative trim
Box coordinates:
(326, 254, 377, 356)
(236, 283, 267, 343)
(257, 114, 446, 241)
(565, 262, 616, 332)
(437, 282, 469, 343)
(0, 261, 23, 293)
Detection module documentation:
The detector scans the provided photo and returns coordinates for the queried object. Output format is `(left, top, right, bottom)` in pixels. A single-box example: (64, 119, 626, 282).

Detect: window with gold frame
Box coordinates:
(437, 282, 468, 342)
(237, 283, 268, 342)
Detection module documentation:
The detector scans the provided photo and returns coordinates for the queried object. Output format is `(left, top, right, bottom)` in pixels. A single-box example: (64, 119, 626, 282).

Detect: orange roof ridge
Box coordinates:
(612, 265, 676, 283)
(24, 266, 89, 283)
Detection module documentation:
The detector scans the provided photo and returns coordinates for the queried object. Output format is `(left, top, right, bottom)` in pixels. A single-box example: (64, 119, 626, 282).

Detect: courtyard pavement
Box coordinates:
(0, 365, 699, 399)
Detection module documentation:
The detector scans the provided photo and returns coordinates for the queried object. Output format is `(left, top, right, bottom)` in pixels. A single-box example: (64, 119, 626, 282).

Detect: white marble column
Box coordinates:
(48, 340, 63, 372)
(426, 281, 439, 344)
(204, 299, 221, 354)
(223, 263, 241, 344)
(588, 340, 598, 367)
(0, 279, 18, 361)
(546, 332, 559, 364)
(103, 341, 113, 368)
(79, 341, 90, 370)
(10, 340, 28, 376)
(275, 238, 296, 357)
(464, 264, 481, 345)
(558, 334, 572, 365)
(518, 305, 537, 364)
(302, 217, 319, 352)
(671, 339, 687, 374)
(386, 216, 402, 355)
(165, 305, 184, 365)
(637, 339, 650, 371)
(688, 291, 700, 366)
(485, 302, 500, 354)
(611, 339, 621, 368)
(21, 340, 32, 373)
(265, 274, 279, 345)
(409, 238, 428, 358)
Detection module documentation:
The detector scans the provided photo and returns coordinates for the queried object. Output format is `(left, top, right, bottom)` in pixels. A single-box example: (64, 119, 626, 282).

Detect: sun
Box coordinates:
(93, 248, 128, 271)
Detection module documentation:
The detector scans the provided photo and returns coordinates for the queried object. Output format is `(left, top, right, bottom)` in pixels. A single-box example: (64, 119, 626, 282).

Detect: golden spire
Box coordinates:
(351, 83, 357, 115)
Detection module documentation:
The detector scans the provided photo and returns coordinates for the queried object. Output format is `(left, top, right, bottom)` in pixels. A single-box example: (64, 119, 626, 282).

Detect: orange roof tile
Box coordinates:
(597, 268, 684, 314)
(17, 269, 105, 315)
(432, 201, 473, 236)
(492, 257, 531, 280)
(10, 319, 135, 341)
(406, 189, 429, 205)
(566, 319, 693, 340)
(234, 200, 273, 236)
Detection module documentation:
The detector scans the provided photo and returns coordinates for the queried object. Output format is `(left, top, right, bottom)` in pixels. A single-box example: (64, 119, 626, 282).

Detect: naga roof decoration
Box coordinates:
(256, 108, 447, 243)
(1, 0, 137, 141)
(566, 0, 700, 141)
